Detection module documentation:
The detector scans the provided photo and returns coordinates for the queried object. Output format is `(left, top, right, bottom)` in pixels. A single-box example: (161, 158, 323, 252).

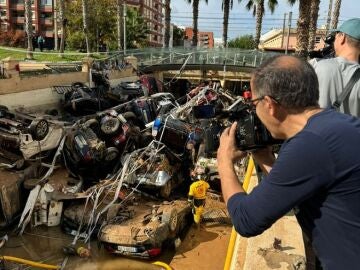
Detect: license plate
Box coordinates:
(117, 246, 138, 253)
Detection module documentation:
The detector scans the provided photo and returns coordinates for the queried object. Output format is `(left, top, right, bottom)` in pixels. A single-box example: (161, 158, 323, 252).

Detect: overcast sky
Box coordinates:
(171, 0, 359, 39)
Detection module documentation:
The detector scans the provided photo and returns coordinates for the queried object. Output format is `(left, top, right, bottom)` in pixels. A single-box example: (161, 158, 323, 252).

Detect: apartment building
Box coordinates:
(0, 0, 53, 36)
(0, 0, 164, 48)
(135, 0, 164, 47)
(184, 27, 214, 48)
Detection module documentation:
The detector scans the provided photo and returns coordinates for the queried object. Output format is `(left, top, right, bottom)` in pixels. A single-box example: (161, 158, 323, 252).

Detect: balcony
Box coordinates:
(40, 18, 52, 26)
(12, 16, 25, 23)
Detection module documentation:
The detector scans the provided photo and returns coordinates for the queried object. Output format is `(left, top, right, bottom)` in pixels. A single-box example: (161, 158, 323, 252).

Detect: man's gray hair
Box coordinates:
(252, 55, 319, 109)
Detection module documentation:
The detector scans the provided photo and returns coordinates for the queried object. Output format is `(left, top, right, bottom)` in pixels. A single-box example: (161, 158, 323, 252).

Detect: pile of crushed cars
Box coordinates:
(0, 71, 247, 260)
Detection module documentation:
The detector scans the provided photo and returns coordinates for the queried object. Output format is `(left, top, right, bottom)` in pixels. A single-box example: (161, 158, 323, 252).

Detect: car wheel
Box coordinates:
(162, 208, 178, 233)
(159, 179, 172, 199)
(104, 147, 119, 162)
(29, 119, 49, 140)
(101, 116, 120, 135)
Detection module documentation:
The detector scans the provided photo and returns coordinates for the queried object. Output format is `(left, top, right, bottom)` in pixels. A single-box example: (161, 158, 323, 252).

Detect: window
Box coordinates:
(315, 36, 321, 44)
(0, 0, 6, 5)
(41, 0, 52, 5)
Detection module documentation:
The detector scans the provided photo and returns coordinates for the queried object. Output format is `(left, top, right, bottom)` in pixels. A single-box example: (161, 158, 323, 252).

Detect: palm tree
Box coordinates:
(331, 0, 342, 29)
(82, 0, 90, 55)
(164, 0, 171, 48)
(187, 0, 208, 47)
(116, 0, 123, 51)
(222, 0, 233, 48)
(287, 0, 311, 58)
(244, 0, 278, 48)
(325, 0, 333, 34)
(24, 0, 33, 59)
(307, 0, 320, 52)
(59, 0, 65, 56)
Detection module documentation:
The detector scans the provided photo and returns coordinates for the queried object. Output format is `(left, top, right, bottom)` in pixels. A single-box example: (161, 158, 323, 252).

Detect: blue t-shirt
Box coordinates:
(227, 109, 360, 270)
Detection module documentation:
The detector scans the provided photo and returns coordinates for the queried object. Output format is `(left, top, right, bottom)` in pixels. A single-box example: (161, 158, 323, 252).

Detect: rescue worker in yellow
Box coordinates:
(188, 166, 210, 224)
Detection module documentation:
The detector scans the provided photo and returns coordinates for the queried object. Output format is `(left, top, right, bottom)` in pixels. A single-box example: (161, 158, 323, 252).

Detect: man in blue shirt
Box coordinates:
(217, 55, 360, 270)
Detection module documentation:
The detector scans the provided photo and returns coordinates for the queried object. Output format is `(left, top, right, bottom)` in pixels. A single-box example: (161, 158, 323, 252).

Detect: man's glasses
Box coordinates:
(248, 95, 280, 107)
(249, 96, 265, 107)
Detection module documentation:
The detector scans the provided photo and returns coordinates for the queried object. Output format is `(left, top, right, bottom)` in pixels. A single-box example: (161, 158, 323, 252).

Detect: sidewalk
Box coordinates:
(230, 172, 306, 270)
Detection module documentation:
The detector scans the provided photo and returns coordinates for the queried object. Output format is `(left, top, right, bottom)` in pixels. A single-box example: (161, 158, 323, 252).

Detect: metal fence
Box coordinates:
(92, 47, 280, 69)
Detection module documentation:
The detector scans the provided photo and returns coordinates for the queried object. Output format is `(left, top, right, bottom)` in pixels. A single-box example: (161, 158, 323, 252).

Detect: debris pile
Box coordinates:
(0, 73, 252, 266)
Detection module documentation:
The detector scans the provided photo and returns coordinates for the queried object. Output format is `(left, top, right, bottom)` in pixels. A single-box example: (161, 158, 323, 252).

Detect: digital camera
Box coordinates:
(193, 101, 281, 152)
(308, 31, 336, 59)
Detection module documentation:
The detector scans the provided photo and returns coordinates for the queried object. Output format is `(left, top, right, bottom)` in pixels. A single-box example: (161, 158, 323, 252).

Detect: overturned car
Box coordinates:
(99, 199, 191, 258)
(0, 106, 64, 164)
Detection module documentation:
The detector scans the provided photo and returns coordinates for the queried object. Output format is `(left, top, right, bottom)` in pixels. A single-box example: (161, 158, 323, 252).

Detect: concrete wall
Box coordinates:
(0, 67, 137, 111)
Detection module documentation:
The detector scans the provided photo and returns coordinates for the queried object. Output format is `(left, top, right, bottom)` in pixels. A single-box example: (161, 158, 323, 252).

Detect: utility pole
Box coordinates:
(325, 0, 333, 35)
(123, 2, 127, 55)
(281, 13, 287, 49)
(285, 11, 292, 55)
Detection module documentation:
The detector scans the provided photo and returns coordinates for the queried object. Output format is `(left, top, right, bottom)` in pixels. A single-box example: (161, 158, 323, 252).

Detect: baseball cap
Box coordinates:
(332, 18, 360, 40)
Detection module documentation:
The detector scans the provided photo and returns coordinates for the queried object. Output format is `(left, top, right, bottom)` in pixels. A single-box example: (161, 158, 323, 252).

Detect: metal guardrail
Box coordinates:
(93, 47, 280, 70)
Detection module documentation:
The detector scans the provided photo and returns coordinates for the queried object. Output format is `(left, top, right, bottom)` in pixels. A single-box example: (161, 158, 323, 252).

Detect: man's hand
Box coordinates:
(217, 122, 247, 203)
(217, 122, 247, 166)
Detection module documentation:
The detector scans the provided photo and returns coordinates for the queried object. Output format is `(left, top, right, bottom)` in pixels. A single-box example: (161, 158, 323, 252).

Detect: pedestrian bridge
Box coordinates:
(95, 48, 280, 82)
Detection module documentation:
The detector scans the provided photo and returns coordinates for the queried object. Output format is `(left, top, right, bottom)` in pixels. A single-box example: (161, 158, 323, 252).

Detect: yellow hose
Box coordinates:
(152, 261, 173, 270)
(0, 256, 60, 269)
(223, 157, 255, 270)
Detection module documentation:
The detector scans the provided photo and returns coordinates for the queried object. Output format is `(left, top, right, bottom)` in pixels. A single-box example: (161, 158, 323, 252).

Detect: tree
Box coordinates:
(326, 0, 333, 33)
(222, 0, 233, 48)
(24, 0, 33, 59)
(81, 0, 90, 55)
(164, 0, 171, 48)
(286, 0, 311, 58)
(307, 0, 320, 52)
(187, 0, 208, 47)
(244, 0, 278, 48)
(125, 8, 150, 49)
(227, 35, 256, 49)
(65, 1, 149, 51)
(116, 0, 123, 50)
(173, 25, 185, 46)
(331, 0, 342, 29)
(59, 0, 66, 56)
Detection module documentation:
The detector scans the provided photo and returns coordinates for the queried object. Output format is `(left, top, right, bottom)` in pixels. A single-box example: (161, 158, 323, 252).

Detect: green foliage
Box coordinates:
(125, 8, 150, 49)
(64, 0, 149, 51)
(173, 25, 185, 46)
(227, 35, 256, 49)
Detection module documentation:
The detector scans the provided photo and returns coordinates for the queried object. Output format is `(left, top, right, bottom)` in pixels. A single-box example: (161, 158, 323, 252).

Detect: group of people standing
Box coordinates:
(217, 18, 360, 270)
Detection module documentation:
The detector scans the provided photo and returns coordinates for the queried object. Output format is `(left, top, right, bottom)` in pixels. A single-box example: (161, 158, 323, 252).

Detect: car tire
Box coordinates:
(101, 116, 120, 135)
(29, 119, 49, 140)
(162, 208, 178, 233)
(104, 147, 119, 161)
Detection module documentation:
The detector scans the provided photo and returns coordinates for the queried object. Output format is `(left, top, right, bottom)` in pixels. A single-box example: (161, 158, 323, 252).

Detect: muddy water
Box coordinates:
(1, 226, 173, 269)
(1, 222, 231, 269)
